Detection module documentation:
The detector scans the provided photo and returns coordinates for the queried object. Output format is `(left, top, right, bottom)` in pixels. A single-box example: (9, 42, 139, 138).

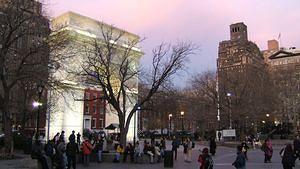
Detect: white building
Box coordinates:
(46, 11, 143, 141)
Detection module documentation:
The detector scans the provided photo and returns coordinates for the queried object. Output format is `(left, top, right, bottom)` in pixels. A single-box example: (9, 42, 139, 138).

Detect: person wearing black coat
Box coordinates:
(293, 135, 300, 160)
(241, 141, 249, 160)
(209, 137, 217, 156)
(66, 139, 79, 169)
(280, 144, 297, 169)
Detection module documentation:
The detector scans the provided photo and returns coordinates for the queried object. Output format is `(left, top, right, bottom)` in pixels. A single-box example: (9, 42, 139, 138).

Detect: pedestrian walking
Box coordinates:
(134, 141, 142, 163)
(66, 138, 79, 169)
(293, 135, 300, 160)
(261, 138, 273, 163)
(81, 137, 93, 166)
(241, 141, 249, 160)
(232, 145, 246, 169)
(172, 136, 179, 160)
(209, 137, 217, 156)
(198, 147, 213, 169)
(280, 143, 297, 169)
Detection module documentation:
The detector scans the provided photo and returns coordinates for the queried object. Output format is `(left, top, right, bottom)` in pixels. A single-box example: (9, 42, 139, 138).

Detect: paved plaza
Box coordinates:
(0, 142, 299, 169)
(75, 144, 300, 169)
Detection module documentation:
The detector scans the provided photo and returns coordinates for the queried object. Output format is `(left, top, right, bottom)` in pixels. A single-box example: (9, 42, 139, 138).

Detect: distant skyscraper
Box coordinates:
(217, 22, 266, 131)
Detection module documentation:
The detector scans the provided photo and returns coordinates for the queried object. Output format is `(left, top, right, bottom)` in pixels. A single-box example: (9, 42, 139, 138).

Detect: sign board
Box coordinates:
(222, 129, 236, 137)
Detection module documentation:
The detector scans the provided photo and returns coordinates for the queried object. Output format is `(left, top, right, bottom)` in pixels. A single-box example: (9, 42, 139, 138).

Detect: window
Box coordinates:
(99, 118, 104, 128)
(85, 92, 90, 100)
(93, 106, 96, 114)
(93, 93, 97, 102)
(85, 105, 89, 114)
(84, 119, 91, 129)
(100, 106, 105, 114)
(92, 118, 96, 129)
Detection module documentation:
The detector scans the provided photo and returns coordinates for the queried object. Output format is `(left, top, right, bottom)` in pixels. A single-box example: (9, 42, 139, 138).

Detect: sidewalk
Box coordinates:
(0, 150, 37, 169)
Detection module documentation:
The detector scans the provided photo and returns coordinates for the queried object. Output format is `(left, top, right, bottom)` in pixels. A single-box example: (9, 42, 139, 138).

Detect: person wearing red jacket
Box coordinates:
(81, 138, 93, 166)
(198, 147, 213, 169)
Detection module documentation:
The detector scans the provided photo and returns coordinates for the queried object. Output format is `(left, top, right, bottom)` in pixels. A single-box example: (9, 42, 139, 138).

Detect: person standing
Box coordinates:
(53, 132, 60, 144)
(76, 132, 81, 145)
(96, 137, 104, 163)
(186, 138, 192, 162)
(183, 139, 188, 162)
(198, 147, 213, 169)
(293, 135, 300, 160)
(66, 138, 79, 169)
(172, 136, 179, 160)
(56, 139, 66, 169)
(280, 144, 297, 169)
(241, 141, 249, 160)
(81, 138, 93, 166)
(69, 131, 76, 143)
(209, 137, 217, 156)
(232, 145, 246, 169)
(261, 138, 273, 163)
(59, 131, 65, 143)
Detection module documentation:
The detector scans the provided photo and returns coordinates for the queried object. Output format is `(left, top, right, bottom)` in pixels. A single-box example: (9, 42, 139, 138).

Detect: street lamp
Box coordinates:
(168, 114, 172, 138)
(34, 84, 44, 143)
(133, 106, 140, 148)
(226, 93, 232, 129)
(180, 111, 184, 131)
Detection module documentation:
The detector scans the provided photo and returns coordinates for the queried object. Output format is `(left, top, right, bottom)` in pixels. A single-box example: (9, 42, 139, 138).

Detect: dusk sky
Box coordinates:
(47, 0, 300, 87)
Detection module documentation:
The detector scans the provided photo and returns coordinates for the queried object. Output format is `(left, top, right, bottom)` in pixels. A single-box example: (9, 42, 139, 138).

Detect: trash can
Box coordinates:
(164, 150, 173, 168)
(23, 138, 32, 154)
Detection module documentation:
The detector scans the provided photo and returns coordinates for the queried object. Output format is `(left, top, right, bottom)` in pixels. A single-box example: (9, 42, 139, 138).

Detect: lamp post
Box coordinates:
(168, 114, 172, 138)
(34, 84, 44, 143)
(227, 93, 232, 129)
(180, 111, 184, 131)
(133, 106, 140, 148)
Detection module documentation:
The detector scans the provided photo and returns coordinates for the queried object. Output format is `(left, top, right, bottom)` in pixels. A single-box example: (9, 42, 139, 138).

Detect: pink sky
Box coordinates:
(47, 0, 300, 86)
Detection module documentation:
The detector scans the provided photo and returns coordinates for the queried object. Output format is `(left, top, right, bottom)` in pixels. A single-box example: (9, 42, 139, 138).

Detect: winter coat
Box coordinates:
(66, 142, 79, 157)
(281, 148, 297, 167)
(82, 140, 93, 155)
(232, 152, 246, 169)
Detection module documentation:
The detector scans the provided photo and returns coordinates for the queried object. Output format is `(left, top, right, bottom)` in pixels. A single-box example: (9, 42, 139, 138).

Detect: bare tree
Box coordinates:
(77, 23, 196, 145)
(0, 0, 70, 156)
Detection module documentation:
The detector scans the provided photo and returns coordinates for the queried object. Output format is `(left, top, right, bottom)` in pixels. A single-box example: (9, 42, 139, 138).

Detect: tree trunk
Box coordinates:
(3, 94, 14, 158)
(119, 126, 127, 147)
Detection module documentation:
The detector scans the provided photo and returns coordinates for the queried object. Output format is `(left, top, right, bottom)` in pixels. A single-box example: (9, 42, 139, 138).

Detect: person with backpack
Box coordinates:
(81, 137, 93, 166)
(280, 143, 297, 169)
(232, 145, 246, 169)
(66, 138, 79, 169)
(198, 147, 213, 169)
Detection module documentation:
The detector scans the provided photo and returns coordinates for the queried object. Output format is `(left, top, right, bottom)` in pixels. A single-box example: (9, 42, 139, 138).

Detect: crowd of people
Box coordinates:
(33, 131, 300, 169)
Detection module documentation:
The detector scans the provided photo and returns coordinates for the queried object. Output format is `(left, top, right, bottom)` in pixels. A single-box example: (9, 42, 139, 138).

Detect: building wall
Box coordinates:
(49, 11, 142, 141)
(217, 22, 266, 132)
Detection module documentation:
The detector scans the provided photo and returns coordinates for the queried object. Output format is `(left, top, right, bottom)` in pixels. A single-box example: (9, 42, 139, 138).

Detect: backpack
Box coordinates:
(204, 155, 214, 169)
